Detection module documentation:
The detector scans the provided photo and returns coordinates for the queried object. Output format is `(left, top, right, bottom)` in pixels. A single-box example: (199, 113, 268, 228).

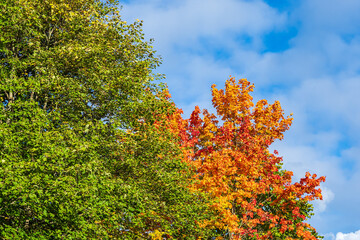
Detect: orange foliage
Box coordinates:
(168, 77, 325, 239)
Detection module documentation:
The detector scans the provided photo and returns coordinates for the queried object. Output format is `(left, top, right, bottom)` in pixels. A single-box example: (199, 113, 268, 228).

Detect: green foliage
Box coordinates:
(0, 0, 215, 239)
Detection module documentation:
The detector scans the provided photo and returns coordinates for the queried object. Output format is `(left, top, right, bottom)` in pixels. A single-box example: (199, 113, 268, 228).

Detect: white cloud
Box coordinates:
(313, 187, 335, 213)
(242, 34, 360, 88)
(119, 0, 289, 118)
(121, 0, 287, 49)
(324, 233, 336, 240)
(335, 230, 360, 240)
(321, 231, 360, 240)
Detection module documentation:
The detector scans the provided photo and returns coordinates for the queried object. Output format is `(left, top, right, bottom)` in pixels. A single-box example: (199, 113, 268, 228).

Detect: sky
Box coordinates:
(118, 0, 360, 239)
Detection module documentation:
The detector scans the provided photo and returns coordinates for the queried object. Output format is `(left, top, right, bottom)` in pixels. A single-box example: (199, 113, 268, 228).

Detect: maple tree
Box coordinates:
(168, 77, 325, 239)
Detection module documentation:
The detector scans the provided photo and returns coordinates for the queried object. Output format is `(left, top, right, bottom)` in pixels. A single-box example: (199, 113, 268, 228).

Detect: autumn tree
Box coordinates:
(169, 77, 325, 239)
(0, 0, 215, 239)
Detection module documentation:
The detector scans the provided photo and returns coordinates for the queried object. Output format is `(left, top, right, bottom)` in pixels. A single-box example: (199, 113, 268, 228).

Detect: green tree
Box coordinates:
(0, 0, 215, 239)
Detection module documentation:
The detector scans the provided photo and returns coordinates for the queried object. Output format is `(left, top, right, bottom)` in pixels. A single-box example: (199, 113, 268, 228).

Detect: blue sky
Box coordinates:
(119, 0, 360, 239)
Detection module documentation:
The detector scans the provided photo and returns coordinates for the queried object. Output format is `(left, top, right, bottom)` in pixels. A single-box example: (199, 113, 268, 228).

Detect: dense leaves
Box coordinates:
(168, 78, 325, 239)
(0, 0, 215, 239)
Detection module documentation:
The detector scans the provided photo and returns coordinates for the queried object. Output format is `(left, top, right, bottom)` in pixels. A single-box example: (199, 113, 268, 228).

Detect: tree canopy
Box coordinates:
(0, 0, 215, 239)
(166, 78, 325, 239)
(0, 0, 325, 239)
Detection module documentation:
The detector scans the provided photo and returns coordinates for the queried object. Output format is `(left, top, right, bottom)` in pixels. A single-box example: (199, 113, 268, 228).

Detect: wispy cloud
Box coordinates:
(120, 0, 287, 114)
(121, 0, 286, 47)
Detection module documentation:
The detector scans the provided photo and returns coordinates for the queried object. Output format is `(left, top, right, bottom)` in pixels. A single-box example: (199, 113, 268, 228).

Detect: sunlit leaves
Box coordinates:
(0, 0, 211, 239)
(170, 77, 325, 239)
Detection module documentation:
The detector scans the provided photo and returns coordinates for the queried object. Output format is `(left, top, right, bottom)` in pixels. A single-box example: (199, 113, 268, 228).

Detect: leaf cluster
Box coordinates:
(0, 0, 216, 239)
(167, 78, 325, 239)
